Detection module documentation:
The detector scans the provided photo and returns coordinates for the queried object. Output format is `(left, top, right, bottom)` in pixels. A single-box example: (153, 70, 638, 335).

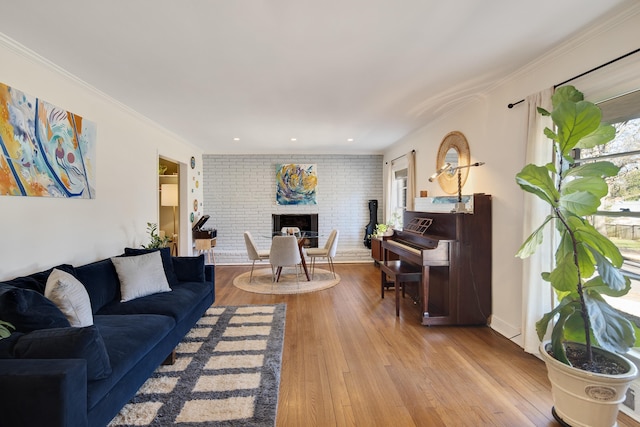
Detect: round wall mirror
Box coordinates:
(435, 131, 470, 194)
(444, 147, 459, 176)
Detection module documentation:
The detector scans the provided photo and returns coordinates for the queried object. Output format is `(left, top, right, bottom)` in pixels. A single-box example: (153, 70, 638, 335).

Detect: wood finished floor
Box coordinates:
(213, 263, 640, 427)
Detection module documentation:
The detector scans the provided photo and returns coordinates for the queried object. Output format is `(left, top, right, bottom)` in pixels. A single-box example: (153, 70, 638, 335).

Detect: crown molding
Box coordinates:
(0, 32, 202, 153)
(493, 1, 640, 92)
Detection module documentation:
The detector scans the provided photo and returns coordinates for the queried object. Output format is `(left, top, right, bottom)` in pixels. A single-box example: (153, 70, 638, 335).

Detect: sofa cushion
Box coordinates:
(111, 251, 172, 302)
(75, 259, 121, 314)
(172, 254, 205, 283)
(0, 285, 71, 332)
(0, 264, 77, 294)
(1, 276, 46, 294)
(96, 281, 211, 323)
(28, 264, 77, 292)
(89, 314, 175, 409)
(1, 325, 112, 381)
(123, 247, 179, 287)
(45, 269, 93, 327)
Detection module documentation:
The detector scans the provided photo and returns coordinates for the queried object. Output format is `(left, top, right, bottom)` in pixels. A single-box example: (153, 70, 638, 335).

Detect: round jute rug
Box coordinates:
(233, 267, 340, 294)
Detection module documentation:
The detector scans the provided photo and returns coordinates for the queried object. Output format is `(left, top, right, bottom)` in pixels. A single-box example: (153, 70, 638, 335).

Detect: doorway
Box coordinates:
(159, 157, 180, 255)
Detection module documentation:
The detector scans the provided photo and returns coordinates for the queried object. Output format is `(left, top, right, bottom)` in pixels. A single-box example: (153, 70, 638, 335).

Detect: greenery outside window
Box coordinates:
(577, 89, 640, 335)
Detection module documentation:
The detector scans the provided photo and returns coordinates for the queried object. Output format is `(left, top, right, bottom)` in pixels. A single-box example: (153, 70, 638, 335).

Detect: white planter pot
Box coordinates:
(540, 341, 639, 427)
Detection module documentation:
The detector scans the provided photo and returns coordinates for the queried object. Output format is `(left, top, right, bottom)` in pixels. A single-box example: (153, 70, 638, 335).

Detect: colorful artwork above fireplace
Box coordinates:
(0, 82, 97, 198)
(275, 163, 317, 205)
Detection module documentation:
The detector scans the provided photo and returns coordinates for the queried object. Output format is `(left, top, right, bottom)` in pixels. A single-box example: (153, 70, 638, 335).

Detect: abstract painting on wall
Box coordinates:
(276, 163, 317, 205)
(0, 82, 97, 198)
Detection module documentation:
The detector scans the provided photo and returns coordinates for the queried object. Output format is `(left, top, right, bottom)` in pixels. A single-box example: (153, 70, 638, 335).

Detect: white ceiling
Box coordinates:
(0, 1, 632, 154)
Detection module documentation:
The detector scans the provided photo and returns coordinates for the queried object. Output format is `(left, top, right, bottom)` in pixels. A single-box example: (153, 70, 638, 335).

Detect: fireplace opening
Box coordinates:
(272, 214, 318, 248)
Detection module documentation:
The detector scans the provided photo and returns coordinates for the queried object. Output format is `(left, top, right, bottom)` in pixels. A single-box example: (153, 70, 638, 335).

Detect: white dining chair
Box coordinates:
(243, 231, 270, 282)
(269, 235, 302, 284)
(305, 229, 339, 279)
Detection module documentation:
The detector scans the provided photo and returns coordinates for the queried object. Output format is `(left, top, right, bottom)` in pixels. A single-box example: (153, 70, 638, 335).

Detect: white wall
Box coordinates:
(202, 154, 382, 264)
(383, 6, 640, 343)
(0, 35, 205, 281)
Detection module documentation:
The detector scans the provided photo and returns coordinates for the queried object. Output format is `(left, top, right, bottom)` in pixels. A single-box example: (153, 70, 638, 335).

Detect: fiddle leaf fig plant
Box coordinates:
(515, 85, 639, 369)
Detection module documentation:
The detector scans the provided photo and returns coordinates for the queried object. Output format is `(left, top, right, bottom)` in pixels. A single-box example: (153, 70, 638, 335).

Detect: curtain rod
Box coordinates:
(386, 149, 415, 165)
(507, 47, 640, 109)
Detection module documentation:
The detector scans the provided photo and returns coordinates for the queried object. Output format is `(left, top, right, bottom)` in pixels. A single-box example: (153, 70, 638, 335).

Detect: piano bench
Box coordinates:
(380, 260, 422, 317)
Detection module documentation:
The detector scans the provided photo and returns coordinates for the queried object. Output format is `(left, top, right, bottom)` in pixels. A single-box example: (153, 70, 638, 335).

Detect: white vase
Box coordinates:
(540, 341, 638, 427)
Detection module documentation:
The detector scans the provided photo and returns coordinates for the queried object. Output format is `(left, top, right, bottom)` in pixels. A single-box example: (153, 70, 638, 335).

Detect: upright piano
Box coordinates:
(381, 193, 491, 326)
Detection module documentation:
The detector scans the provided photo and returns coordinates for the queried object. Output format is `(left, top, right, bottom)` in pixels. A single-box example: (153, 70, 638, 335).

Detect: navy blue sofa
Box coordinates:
(0, 248, 215, 427)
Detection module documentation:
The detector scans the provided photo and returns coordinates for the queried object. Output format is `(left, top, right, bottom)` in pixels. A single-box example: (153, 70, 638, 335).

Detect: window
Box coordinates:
(578, 89, 640, 324)
(389, 167, 407, 227)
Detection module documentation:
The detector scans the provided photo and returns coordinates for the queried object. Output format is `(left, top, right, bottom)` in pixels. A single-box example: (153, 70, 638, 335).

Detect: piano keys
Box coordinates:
(381, 193, 492, 326)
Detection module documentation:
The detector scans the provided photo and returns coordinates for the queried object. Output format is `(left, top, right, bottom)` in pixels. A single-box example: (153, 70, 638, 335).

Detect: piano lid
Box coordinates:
(192, 215, 210, 231)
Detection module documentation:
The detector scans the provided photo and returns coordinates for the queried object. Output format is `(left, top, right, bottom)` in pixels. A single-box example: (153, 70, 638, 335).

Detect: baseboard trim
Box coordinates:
(489, 315, 523, 348)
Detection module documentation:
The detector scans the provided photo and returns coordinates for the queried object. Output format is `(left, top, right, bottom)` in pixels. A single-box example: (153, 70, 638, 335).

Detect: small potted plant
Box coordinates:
(142, 222, 170, 249)
(371, 211, 403, 238)
(515, 85, 639, 426)
(371, 223, 392, 237)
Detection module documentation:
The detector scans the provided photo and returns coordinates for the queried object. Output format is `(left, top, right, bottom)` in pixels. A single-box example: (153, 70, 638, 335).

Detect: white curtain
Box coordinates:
(384, 159, 394, 224)
(407, 150, 416, 211)
(521, 87, 556, 355)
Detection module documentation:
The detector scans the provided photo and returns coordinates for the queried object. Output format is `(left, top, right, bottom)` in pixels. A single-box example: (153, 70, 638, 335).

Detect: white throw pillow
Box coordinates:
(111, 251, 172, 302)
(45, 269, 94, 327)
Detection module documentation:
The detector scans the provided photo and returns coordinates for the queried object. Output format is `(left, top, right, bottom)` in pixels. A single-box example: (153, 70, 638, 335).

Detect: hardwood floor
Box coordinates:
(213, 263, 640, 427)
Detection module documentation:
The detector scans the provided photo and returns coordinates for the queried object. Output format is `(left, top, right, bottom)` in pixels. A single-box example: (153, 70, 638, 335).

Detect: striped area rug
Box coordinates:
(109, 304, 286, 426)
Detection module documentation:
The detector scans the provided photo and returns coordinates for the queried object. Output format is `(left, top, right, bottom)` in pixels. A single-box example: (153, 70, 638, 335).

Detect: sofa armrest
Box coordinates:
(0, 359, 88, 427)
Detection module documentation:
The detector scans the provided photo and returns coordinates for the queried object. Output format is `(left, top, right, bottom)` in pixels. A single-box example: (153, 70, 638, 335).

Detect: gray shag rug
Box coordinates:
(109, 304, 286, 426)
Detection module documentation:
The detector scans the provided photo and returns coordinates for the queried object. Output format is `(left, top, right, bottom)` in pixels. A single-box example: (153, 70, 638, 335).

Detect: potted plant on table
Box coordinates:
(515, 85, 639, 427)
(373, 223, 393, 237)
(372, 212, 403, 238)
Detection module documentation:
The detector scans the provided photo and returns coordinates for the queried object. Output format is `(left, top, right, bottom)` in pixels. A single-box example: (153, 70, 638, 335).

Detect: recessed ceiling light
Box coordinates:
(291, 138, 297, 141)
(233, 137, 240, 141)
(347, 138, 354, 142)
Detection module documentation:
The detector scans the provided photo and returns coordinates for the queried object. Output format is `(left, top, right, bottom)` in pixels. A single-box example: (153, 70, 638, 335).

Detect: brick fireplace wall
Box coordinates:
(202, 154, 383, 264)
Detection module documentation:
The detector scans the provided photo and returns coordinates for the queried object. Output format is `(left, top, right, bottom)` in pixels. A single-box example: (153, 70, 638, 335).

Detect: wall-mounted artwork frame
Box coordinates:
(0, 82, 97, 198)
(276, 163, 317, 205)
